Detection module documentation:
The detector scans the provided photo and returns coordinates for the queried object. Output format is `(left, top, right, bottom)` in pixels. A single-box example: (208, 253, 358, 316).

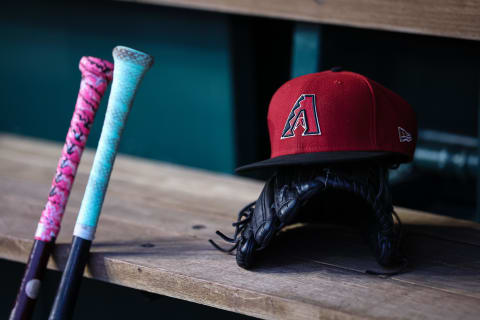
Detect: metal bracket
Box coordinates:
(291, 23, 323, 78)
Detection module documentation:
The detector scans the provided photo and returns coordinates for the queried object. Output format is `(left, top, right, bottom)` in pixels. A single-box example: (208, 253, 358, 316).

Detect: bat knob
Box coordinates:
(79, 57, 114, 82)
(112, 46, 154, 69)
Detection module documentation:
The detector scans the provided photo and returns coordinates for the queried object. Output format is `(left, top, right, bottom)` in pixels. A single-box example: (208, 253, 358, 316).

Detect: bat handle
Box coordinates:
(73, 46, 154, 241)
(35, 57, 114, 242)
(49, 46, 153, 320)
(9, 57, 113, 320)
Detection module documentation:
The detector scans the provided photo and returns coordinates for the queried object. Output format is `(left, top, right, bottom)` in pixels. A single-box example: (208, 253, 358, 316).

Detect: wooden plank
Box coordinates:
(123, 0, 480, 41)
(1, 134, 480, 319)
(269, 224, 480, 299)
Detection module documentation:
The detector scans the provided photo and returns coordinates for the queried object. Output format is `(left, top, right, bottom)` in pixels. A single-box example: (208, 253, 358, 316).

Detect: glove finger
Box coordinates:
(255, 220, 277, 249)
(236, 235, 257, 269)
(275, 172, 323, 224)
(252, 177, 279, 247)
(275, 184, 300, 224)
(368, 228, 396, 267)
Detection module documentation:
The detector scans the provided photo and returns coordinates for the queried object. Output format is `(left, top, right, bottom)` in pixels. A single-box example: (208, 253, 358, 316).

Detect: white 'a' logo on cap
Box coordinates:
(398, 127, 412, 142)
(281, 94, 321, 139)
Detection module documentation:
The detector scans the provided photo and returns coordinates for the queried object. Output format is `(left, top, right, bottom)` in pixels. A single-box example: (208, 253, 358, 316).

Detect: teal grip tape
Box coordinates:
(73, 46, 153, 240)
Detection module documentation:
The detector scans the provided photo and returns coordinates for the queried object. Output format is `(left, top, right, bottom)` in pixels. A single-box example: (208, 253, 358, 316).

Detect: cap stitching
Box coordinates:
(272, 144, 408, 154)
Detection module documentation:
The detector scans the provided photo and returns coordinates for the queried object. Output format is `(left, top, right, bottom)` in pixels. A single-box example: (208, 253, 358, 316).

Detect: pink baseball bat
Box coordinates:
(9, 57, 113, 320)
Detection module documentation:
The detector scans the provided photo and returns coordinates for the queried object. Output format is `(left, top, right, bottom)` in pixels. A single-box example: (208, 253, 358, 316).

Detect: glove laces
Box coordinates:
(209, 201, 256, 253)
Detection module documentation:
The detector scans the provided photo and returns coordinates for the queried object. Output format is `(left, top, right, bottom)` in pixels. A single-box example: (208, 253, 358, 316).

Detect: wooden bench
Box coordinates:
(1, 134, 479, 319)
(126, 0, 480, 41)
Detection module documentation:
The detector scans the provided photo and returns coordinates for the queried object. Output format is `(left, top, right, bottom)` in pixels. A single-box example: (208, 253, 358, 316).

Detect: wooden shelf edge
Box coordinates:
(121, 0, 480, 41)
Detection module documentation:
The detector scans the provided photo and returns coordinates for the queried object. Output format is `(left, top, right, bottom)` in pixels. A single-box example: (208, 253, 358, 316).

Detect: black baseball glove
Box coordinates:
(210, 164, 406, 273)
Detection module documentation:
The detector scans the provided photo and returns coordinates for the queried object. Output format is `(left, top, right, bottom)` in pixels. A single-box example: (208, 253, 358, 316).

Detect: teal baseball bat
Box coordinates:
(48, 46, 153, 320)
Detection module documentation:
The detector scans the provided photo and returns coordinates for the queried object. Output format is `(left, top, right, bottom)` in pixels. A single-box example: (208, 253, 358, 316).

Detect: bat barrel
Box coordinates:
(47, 237, 91, 320)
(9, 240, 54, 320)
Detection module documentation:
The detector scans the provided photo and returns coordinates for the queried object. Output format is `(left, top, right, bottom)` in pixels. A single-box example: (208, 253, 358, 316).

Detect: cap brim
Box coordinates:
(235, 151, 405, 172)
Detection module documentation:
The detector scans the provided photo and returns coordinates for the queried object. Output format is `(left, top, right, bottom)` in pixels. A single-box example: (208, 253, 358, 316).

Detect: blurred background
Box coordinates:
(0, 0, 479, 318)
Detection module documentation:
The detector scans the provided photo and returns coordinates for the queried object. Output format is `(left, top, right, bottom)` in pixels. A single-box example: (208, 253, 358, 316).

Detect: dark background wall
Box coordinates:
(0, 1, 236, 173)
(0, 0, 479, 318)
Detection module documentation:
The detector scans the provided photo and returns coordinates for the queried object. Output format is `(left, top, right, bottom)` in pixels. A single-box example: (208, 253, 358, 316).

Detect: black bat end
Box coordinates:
(49, 236, 92, 320)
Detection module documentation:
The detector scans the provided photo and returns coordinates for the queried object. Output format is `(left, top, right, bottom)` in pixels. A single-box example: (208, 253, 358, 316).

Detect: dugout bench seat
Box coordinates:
(1, 134, 479, 319)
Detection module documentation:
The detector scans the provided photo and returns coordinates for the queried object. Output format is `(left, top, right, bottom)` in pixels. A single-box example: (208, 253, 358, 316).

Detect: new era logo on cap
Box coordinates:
(398, 127, 412, 142)
(236, 70, 417, 172)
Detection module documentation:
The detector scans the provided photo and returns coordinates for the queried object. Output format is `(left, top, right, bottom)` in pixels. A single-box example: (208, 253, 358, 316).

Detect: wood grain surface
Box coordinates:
(1, 134, 479, 319)
(122, 0, 480, 41)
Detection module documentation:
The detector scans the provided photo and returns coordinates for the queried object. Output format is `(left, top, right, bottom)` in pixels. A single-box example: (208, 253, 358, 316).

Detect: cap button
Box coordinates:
(330, 66, 343, 72)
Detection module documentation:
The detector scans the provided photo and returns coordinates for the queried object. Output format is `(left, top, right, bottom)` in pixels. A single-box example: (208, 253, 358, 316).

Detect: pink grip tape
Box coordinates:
(34, 57, 113, 241)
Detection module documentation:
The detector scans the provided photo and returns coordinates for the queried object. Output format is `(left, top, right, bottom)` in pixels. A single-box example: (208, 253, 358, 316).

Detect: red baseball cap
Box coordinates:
(236, 69, 417, 172)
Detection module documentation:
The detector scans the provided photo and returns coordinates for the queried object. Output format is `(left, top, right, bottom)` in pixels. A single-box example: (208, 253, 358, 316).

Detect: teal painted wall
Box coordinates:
(0, 2, 235, 173)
